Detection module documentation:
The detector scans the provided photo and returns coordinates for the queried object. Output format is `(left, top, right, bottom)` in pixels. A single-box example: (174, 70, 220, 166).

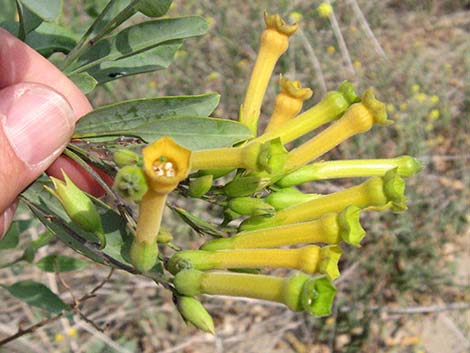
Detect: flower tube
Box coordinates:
(173, 270, 336, 317)
(168, 245, 342, 279)
(240, 13, 298, 134)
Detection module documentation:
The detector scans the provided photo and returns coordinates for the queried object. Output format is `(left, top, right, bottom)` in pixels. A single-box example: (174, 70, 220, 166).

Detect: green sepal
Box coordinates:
(168, 250, 216, 274)
(396, 155, 422, 177)
(265, 187, 321, 210)
(228, 197, 275, 217)
(173, 269, 205, 296)
(338, 80, 360, 106)
(157, 227, 173, 243)
(113, 165, 148, 201)
(382, 169, 408, 212)
(176, 296, 215, 334)
(223, 174, 264, 197)
(337, 206, 365, 247)
(361, 88, 391, 126)
(129, 239, 158, 272)
(300, 276, 336, 317)
(188, 175, 213, 198)
(200, 237, 235, 251)
(113, 149, 142, 167)
(318, 245, 342, 280)
(282, 273, 310, 311)
(257, 138, 288, 174)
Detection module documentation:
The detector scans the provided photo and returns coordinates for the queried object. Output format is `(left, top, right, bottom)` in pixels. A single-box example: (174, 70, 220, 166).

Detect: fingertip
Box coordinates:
(0, 201, 18, 239)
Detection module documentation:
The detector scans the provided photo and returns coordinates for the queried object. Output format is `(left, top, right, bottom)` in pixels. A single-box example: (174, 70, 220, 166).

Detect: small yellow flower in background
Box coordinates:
(206, 16, 216, 27)
(318, 3, 333, 18)
(207, 72, 221, 82)
(237, 59, 249, 69)
(443, 63, 452, 71)
(349, 25, 358, 33)
(55, 333, 65, 342)
(430, 95, 439, 104)
(353, 60, 362, 69)
(429, 109, 440, 120)
(425, 122, 433, 132)
(175, 50, 187, 60)
(327, 46, 336, 54)
(289, 11, 303, 23)
(67, 328, 77, 337)
(399, 103, 408, 111)
(411, 84, 420, 93)
(415, 93, 427, 102)
(148, 81, 156, 88)
(386, 104, 395, 113)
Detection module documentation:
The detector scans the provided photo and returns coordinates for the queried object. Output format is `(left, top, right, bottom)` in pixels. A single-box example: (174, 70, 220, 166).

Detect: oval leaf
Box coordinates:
(36, 254, 88, 272)
(138, 0, 172, 17)
(19, 0, 62, 22)
(75, 93, 220, 133)
(3, 280, 68, 314)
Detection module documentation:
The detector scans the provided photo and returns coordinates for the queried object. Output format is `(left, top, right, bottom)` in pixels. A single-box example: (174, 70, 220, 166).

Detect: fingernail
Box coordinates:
(2, 83, 75, 170)
(0, 201, 18, 238)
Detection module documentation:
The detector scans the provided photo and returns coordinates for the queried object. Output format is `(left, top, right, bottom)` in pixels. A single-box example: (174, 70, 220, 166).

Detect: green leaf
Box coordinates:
(2, 280, 68, 314)
(21, 5, 43, 34)
(19, 0, 62, 22)
(77, 116, 253, 150)
(36, 254, 88, 272)
(0, 0, 16, 22)
(75, 93, 219, 133)
(169, 205, 227, 238)
(137, 0, 172, 17)
(69, 16, 208, 73)
(26, 22, 78, 56)
(84, 0, 109, 17)
(87, 40, 182, 84)
(69, 72, 98, 94)
(0, 219, 34, 250)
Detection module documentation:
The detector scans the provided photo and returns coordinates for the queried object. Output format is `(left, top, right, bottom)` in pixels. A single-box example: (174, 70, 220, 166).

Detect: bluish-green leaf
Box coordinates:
(36, 254, 88, 272)
(87, 40, 182, 84)
(0, 0, 16, 22)
(76, 116, 253, 150)
(0, 219, 34, 250)
(21, 5, 43, 34)
(70, 16, 208, 73)
(2, 280, 68, 314)
(26, 22, 78, 56)
(75, 93, 220, 134)
(19, 0, 62, 22)
(69, 72, 98, 94)
(137, 0, 172, 17)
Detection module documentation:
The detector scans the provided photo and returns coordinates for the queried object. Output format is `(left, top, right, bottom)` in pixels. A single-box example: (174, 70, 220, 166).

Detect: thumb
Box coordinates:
(0, 82, 76, 214)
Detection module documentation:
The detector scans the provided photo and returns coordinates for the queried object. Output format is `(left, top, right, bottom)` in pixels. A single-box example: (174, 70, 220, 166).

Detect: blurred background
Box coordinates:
(1, 1, 469, 352)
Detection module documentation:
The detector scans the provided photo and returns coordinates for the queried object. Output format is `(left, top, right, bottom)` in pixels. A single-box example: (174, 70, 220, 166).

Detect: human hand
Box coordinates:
(0, 29, 99, 237)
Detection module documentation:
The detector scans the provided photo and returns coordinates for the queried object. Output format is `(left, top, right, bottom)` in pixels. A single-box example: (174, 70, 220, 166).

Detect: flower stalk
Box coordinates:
(168, 245, 342, 279)
(173, 270, 337, 316)
(240, 13, 298, 135)
(264, 76, 313, 133)
(277, 155, 422, 187)
(240, 170, 407, 230)
(202, 206, 364, 250)
(284, 88, 390, 171)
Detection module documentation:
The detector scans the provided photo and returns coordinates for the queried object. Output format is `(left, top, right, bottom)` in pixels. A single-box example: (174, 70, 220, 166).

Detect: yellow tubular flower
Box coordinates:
(131, 137, 191, 272)
(264, 76, 313, 133)
(240, 12, 298, 135)
(285, 88, 390, 171)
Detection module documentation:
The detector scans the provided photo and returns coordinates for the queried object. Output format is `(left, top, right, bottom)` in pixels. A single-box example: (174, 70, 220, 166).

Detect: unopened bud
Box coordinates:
(129, 240, 158, 272)
(113, 149, 141, 167)
(228, 197, 275, 217)
(265, 187, 321, 210)
(176, 296, 215, 334)
(114, 166, 148, 201)
(189, 175, 213, 198)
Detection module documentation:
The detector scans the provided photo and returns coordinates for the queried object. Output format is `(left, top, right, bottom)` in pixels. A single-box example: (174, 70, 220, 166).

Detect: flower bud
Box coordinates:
(113, 149, 141, 167)
(46, 173, 105, 248)
(228, 197, 276, 217)
(157, 227, 173, 243)
(129, 239, 158, 272)
(188, 175, 213, 198)
(176, 296, 215, 334)
(265, 187, 321, 210)
(113, 166, 148, 201)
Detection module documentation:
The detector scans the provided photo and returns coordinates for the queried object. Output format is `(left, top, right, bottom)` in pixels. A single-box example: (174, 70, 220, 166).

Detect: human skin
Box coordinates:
(0, 29, 109, 236)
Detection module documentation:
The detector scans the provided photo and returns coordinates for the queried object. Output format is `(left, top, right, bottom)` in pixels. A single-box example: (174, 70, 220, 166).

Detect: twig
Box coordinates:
(325, 0, 355, 76)
(347, 0, 387, 59)
(297, 28, 327, 95)
(76, 321, 133, 353)
(0, 269, 114, 347)
(338, 302, 470, 315)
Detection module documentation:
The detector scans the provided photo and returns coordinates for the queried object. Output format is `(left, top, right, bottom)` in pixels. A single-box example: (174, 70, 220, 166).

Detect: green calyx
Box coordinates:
(300, 276, 337, 317)
(282, 273, 310, 311)
(113, 149, 142, 168)
(113, 165, 148, 201)
(395, 156, 422, 177)
(257, 138, 288, 173)
(338, 80, 360, 106)
(176, 296, 215, 334)
(382, 169, 408, 211)
(318, 245, 342, 280)
(173, 269, 205, 296)
(200, 237, 235, 251)
(188, 175, 213, 198)
(168, 250, 216, 274)
(45, 172, 106, 248)
(129, 239, 158, 273)
(157, 227, 173, 243)
(223, 174, 267, 197)
(228, 197, 276, 217)
(265, 187, 321, 210)
(337, 206, 365, 247)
